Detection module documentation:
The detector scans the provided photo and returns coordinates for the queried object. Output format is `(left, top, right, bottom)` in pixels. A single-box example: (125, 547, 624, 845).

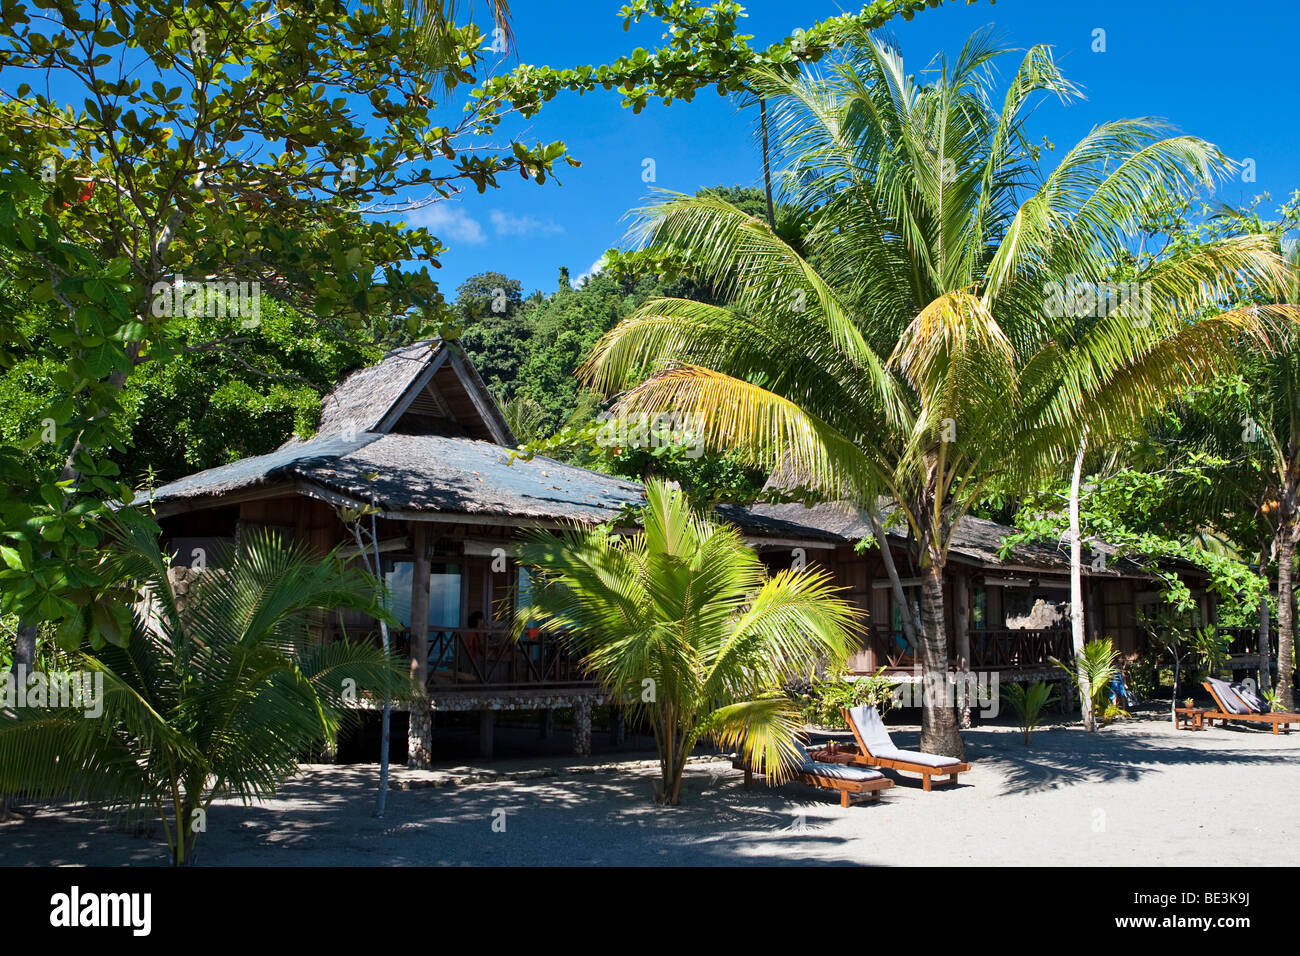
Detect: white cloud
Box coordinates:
(406, 203, 486, 245)
(575, 255, 607, 286)
(490, 209, 565, 237)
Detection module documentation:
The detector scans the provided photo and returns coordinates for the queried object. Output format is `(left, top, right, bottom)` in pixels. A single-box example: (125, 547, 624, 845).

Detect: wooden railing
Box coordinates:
(970, 628, 1072, 670)
(866, 626, 918, 668)
(864, 626, 1073, 671)
(1214, 624, 1277, 659)
(420, 627, 587, 689)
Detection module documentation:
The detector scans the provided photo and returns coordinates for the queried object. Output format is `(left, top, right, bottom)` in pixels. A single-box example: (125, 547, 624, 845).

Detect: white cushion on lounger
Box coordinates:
(802, 761, 886, 782)
(790, 739, 821, 772)
(848, 705, 961, 766)
(870, 747, 963, 768)
(847, 704, 897, 752)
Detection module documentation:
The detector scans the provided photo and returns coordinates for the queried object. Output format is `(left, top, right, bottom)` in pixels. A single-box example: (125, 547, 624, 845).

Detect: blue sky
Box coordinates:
(417, 0, 1300, 299)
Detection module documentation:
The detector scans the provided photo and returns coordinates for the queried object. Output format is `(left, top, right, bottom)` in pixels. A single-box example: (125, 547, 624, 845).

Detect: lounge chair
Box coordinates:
(733, 739, 893, 808)
(841, 705, 971, 790)
(1202, 678, 1300, 734)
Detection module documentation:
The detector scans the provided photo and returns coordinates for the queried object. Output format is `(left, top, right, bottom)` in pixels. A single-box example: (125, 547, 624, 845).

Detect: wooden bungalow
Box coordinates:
(138, 341, 838, 765)
(142, 340, 1231, 765)
(748, 501, 1217, 682)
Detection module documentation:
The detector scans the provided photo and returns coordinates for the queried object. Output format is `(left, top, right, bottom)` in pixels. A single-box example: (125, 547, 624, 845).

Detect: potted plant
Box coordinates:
(1182, 697, 1195, 710)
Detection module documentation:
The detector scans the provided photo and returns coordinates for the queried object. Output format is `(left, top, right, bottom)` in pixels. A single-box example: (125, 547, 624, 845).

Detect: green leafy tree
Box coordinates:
(118, 301, 382, 484)
(475, 0, 985, 116)
(1165, 203, 1300, 709)
(515, 479, 862, 805)
(0, 0, 572, 672)
(456, 271, 529, 399)
(1143, 618, 1230, 724)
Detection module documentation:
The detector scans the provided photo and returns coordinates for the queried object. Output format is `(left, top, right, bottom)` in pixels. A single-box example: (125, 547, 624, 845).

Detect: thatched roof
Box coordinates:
(140, 430, 849, 543)
(141, 432, 644, 523)
(289, 340, 514, 447)
(750, 500, 1153, 577)
(314, 341, 436, 439)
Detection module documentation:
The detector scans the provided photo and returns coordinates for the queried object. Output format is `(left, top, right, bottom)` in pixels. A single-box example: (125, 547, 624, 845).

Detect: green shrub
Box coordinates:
(1053, 637, 1120, 730)
(787, 666, 896, 729)
(1001, 680, 1057, 745)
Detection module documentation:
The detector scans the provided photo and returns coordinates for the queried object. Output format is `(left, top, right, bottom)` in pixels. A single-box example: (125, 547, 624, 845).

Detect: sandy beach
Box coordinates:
(5, 710, 1298, 866)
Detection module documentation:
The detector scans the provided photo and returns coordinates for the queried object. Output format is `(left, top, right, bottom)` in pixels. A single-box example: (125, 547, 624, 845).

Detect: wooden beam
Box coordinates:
(408, 523, 432, 767)
(955, 568, 971, 673)
(410, 523, 430, 687)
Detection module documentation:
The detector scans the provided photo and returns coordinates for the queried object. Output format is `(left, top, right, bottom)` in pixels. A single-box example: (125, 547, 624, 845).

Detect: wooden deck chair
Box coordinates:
(1203, 678, 1300, 734)
(733, 740, 893, 808)
(842, 705, 971, 791)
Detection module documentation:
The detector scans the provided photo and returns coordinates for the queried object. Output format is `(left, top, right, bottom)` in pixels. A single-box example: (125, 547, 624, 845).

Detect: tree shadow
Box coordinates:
(965, 723, 1285, 795)
(1, 762, 884, 866)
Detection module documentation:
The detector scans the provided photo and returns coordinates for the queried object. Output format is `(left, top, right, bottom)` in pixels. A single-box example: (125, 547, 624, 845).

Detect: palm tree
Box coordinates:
(393, 0, 515, 95)
(0, 518, 407, 864)
(514, 479, 863, 805)
(581, 28, 1288, 756)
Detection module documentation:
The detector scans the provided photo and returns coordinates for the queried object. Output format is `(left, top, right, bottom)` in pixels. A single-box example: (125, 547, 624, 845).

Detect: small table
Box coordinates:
(1176, 707, 1209, 730)
(809, 742, 859, 765)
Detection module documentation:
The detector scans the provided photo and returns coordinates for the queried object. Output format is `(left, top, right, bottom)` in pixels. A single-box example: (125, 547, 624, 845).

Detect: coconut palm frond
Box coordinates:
(515, 479, 861, 803)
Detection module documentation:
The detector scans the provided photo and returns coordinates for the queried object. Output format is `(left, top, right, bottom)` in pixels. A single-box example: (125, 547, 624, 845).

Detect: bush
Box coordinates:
(787, 667, 896, 729)
(1001, 680, 1057, 746)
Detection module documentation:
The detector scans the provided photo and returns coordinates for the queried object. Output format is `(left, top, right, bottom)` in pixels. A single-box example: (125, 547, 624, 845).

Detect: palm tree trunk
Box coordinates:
(918, 561, 964, 758)
(1276, 528, 1295, 711)
(868, 510, 921, 651)
(665, 731, 691, 805)
(759, 98, 775, 230)
(955, 569, 972, 728)
(1170, 652, 1181, 726)
(10, 622, 36, 674)
(1068, 436, 1093, 730)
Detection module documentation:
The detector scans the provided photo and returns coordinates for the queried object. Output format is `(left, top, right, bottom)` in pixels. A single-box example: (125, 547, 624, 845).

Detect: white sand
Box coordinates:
(5, 711, 1298, 866)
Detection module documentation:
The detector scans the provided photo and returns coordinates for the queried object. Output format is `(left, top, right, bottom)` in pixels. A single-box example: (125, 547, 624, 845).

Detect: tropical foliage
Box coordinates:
(581, 28, 1288, 756)
(1052, 638, 1120, 732)
(514, 479, 863, 805)
(1001, 680, 1056, 746)
(1143, 619, 1231, 724)
(786, 665, 896, 729)
(0, 521, 407, 864)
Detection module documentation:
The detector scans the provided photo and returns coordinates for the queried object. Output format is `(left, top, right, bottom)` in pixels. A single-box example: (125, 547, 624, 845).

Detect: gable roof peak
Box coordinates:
(304, 339, 515, 447)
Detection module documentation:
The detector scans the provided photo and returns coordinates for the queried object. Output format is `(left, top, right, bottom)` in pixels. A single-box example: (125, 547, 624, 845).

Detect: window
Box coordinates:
(890, 586, 920, 652)
(383, 560, 462, 629)
(972, 586, 987, 630)
(1003, 587, 1069, 629)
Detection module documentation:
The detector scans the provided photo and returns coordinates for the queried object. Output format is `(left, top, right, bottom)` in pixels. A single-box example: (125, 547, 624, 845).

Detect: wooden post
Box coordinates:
(572, 697, 592, 756)
(479, 709, 495, 758)
(408, 523, 432, 768)
(610, 706, 626, 747)
(539, 708, 554, 738)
